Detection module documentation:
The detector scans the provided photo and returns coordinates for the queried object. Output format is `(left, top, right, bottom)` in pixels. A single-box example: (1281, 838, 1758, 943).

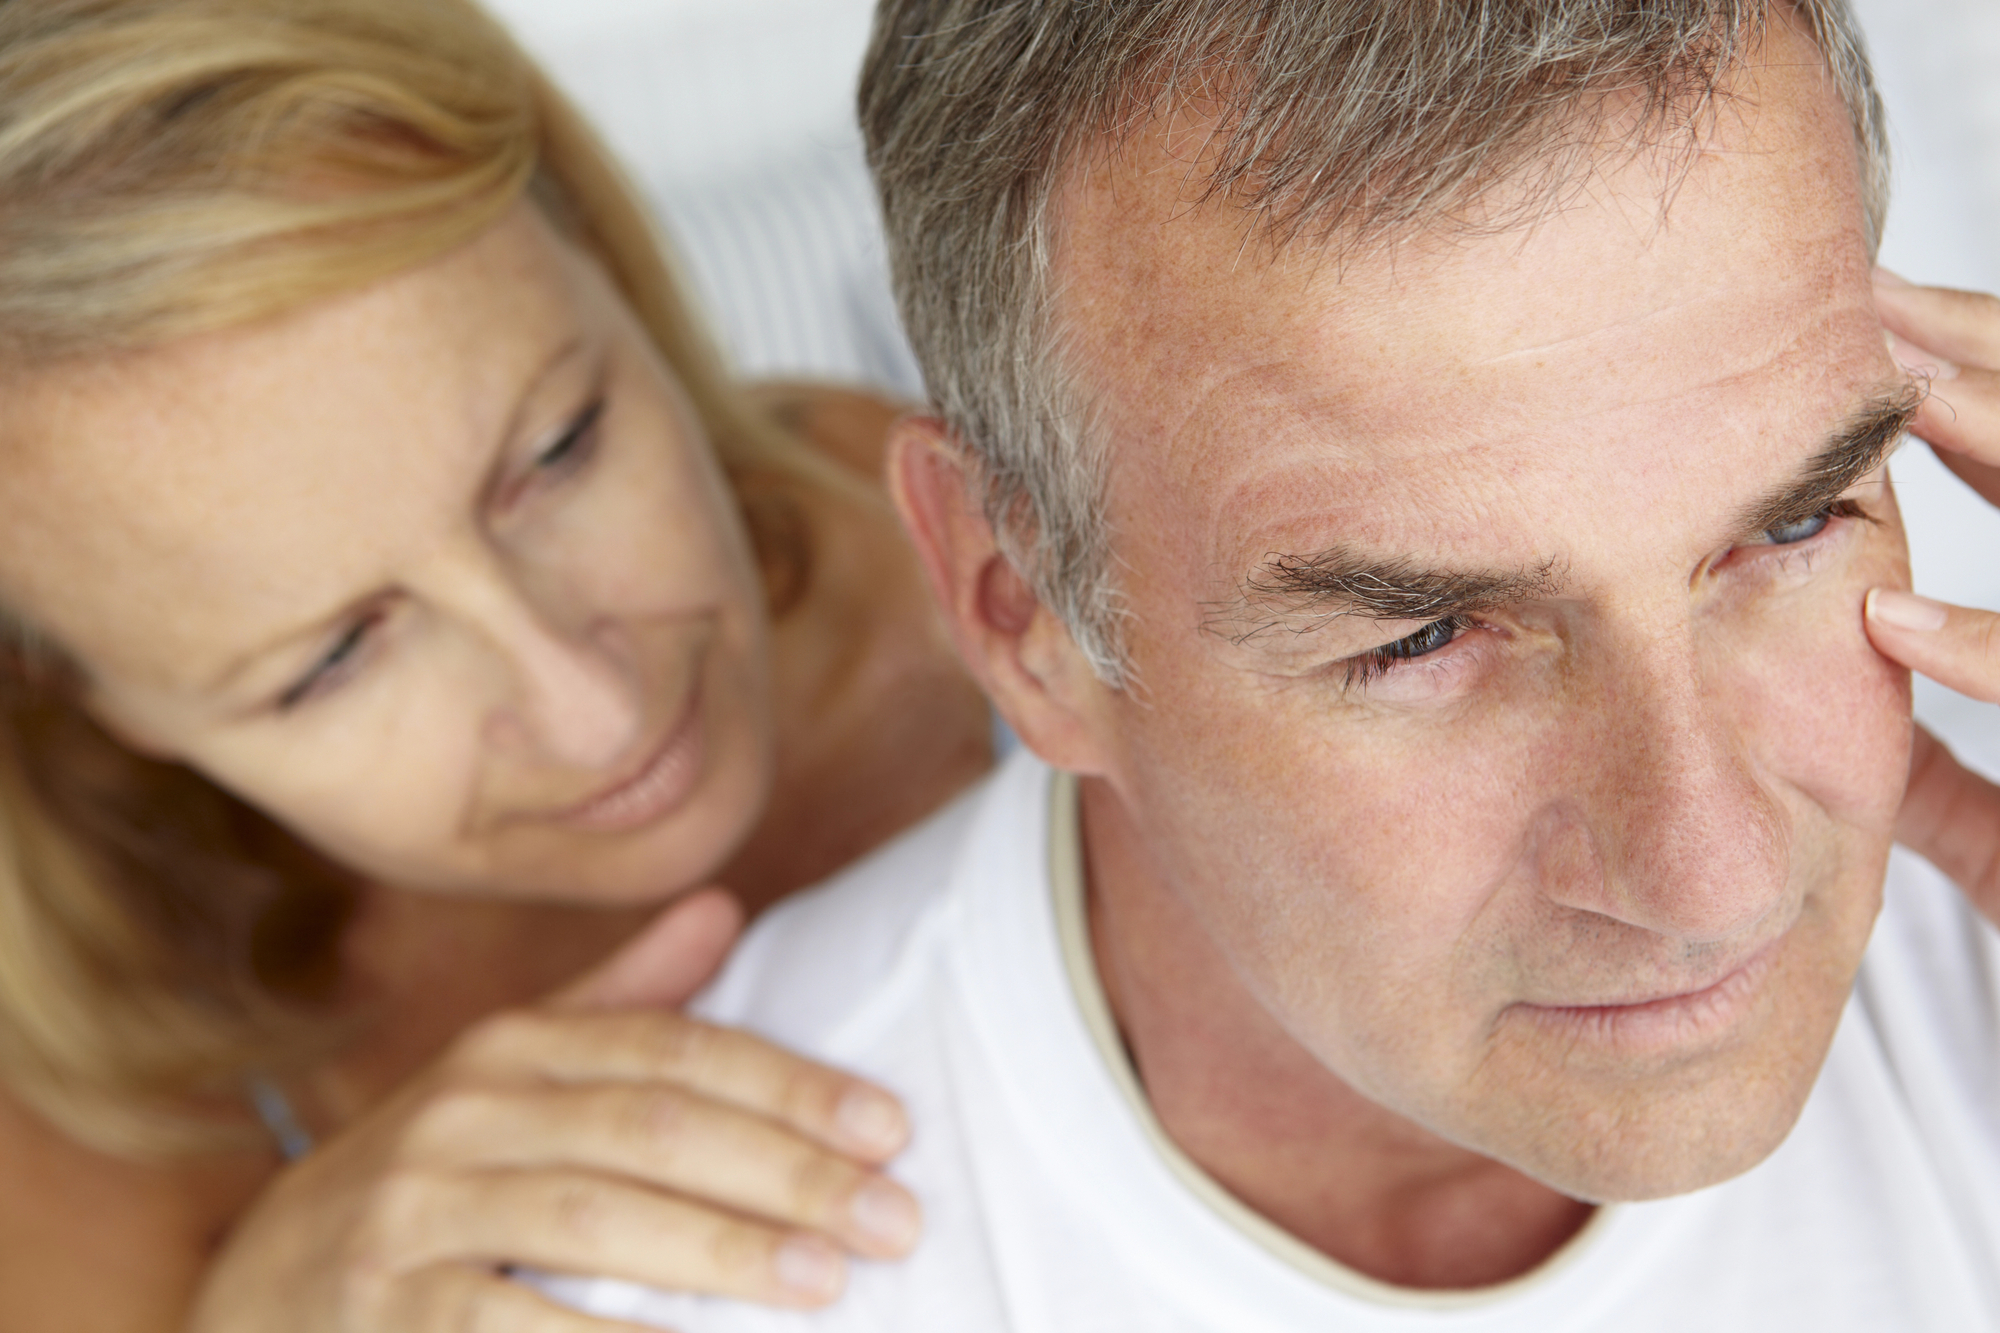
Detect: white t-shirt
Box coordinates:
(541, 749, 2000, 1330)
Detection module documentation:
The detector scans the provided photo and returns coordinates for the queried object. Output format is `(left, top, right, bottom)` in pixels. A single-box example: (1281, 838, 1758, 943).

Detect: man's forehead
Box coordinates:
(1050, 8, 1873, 454)
(1048, 25, 1885, 589)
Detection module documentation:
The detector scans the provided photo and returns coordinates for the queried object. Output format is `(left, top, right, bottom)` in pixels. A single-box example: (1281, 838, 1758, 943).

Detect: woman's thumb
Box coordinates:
(550, 887, 745, 1012)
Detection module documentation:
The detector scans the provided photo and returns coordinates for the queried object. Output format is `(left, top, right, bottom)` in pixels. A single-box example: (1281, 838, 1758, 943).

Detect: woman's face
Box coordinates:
(0, 205, 775, 902)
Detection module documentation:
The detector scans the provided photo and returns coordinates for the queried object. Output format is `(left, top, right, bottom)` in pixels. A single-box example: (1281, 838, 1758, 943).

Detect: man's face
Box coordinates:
(1053, 30, 1913, 1201)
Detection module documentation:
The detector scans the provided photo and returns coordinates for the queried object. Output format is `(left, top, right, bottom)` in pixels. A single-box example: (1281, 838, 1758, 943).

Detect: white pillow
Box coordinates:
(481, 0, 921, 396)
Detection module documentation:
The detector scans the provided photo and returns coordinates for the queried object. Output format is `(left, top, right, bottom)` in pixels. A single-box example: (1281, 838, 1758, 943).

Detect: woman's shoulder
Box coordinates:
(0, 1084, 273, 1328)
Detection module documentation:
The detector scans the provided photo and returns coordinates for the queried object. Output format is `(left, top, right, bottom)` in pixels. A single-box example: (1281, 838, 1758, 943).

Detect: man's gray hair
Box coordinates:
(859, 0, 1888, 684)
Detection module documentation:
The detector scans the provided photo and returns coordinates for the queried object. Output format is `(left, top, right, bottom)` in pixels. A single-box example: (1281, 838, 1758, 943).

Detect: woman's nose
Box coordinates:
(496, 614, 646, 771)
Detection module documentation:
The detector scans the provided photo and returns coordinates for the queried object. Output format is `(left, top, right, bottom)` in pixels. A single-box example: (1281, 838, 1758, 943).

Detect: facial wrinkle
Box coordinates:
(1205, 550, 1568, 645)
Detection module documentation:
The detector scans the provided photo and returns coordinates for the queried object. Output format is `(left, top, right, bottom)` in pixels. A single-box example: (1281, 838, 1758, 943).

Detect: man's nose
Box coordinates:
(1545, 645, 1791, 944)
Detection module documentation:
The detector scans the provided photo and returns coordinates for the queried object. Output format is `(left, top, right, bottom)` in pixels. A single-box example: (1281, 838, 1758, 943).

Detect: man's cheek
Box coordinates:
(1176, 698, 1547, 1013)
(1728, 588, 1912, 830)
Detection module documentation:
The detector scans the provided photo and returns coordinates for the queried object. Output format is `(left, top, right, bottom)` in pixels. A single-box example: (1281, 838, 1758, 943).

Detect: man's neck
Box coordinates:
(1077, 775, 1594, 1290)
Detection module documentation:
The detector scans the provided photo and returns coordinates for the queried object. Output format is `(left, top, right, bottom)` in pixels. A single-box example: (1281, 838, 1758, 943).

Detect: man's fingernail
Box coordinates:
(850, 1177, 921, 1249)
(1869, 589, 1949, 632)
(776, 1236, 845, 1298)
(836, 1087, 906, 1154)
(1873, 266, 1912, 288)
(1887, 332, 1959, 381)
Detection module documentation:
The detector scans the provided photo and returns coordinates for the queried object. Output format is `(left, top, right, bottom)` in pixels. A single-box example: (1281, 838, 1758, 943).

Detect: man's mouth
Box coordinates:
(1511, 935, 1786, 1054)
(550, 684, 708, 835)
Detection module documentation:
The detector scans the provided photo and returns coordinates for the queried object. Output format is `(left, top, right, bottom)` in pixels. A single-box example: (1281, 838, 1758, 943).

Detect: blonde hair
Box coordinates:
(0, 0, 807, 1155)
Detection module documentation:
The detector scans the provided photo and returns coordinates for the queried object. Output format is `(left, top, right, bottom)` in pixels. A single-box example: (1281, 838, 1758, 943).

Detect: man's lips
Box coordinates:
(548, 687, 707, 835)
(1509, 935, 1786, 1053)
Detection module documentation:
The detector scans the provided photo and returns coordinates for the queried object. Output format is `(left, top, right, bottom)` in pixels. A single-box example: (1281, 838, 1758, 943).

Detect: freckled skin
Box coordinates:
(1010, 19, 1913, 1282)
(0, 208, 774, 902)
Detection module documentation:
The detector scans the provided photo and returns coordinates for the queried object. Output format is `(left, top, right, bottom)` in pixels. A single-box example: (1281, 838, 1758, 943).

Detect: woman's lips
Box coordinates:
(1511, 936, 1785, 1055)
(553, 690, 707, 834)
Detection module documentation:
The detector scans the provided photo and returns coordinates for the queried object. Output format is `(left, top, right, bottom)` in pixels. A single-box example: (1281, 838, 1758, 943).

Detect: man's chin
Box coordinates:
(1485, 1068, 1818, 1204)
(1447, 971, 1856, 1202)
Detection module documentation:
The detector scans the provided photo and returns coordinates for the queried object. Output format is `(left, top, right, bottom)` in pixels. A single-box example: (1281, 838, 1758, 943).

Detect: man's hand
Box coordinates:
(1865, 271, 2000, 925)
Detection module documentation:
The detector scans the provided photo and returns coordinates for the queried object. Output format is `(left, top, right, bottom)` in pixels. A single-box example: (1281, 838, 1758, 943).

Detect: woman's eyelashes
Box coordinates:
(532, 397, 606, 476)
(278, 613, 379, 711)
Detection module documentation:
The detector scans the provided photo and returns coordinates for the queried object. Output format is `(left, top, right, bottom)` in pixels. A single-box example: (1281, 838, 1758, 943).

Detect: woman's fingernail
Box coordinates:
(776, 1236, 845, 1299)
(1869, 589, 1949, 632)
(1887, 332, 1959, 381)
(836, 1087, 906, 1155)
(1873, 266, 1912, 288)
(850, 1177, 922, 1249)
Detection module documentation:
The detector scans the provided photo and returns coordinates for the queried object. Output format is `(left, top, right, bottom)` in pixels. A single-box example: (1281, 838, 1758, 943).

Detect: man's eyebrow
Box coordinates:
(1204, 550, 1567, 645)
(1734, 383, 1921, 536)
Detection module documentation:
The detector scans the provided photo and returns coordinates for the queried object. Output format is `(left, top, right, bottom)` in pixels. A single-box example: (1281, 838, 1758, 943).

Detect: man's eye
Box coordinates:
(1343, 615, 1467, 688)
(1761, 512, 1832, 545)
(278, 617, 374, 711)
(1757, 498, 1867, 547)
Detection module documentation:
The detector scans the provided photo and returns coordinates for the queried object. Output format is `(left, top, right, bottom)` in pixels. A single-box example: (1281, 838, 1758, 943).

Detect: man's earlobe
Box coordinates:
(887, 417, 1112, 775)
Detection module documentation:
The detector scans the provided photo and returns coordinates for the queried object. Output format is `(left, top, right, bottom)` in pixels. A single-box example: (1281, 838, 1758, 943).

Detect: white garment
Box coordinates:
(542, 749, 2000, 1331)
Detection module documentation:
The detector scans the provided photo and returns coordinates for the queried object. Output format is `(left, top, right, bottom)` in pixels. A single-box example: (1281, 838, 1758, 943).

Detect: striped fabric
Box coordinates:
(481, 0, 921, 397)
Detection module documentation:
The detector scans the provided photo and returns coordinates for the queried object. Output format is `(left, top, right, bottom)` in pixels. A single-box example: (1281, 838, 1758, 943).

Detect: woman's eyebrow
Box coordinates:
(1732, 382, 1921, 537)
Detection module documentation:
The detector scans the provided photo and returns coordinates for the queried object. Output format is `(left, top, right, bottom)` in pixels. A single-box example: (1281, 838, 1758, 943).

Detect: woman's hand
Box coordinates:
(187, 889, 919, 1331)
(1865, 271, 2000, 924)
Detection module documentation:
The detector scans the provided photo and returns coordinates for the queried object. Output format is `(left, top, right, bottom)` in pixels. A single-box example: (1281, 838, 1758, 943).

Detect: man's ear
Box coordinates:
(888, 415, 1114, 775)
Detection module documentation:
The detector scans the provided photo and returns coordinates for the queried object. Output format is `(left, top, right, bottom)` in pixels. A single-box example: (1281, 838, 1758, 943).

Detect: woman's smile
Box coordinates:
(550, 678, 708, 834)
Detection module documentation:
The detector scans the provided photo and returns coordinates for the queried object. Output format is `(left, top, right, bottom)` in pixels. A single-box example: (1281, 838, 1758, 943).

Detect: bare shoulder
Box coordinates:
(723, 381, 994, 914)
(0, 1086, 271, 1332)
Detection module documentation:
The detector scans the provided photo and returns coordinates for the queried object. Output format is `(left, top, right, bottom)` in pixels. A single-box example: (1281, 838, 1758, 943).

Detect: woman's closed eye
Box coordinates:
(532, 397, 605, 476)
(278, 614, 379, 711)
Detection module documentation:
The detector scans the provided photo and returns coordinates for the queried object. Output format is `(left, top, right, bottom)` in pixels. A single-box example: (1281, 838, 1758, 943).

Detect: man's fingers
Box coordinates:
(388, 1170, 850, 1309)
(1895, 727, 2000, 927)
(451, 1010, 910, 1163)
(1874, 273, 2000, 368)
(1865, 589, 2000, 704)
(1930, 438, 2000, 512)
(386, 1261, 676, 1332)
(402, 1083, 921, 1259)
(1903, 368, 2000, 471)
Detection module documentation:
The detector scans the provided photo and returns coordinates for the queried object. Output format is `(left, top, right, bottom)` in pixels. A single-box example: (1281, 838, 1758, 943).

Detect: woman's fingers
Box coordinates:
(404, 1082, 921, 1258)
(384, 1171, 849, 1308)
(1865, 589, 2000, 703)
(1894, 727, 2000, 927)
(551, 888, 744, 1013)
(385, 1262, 678, 1332)
(453, 1010, 909, 1163)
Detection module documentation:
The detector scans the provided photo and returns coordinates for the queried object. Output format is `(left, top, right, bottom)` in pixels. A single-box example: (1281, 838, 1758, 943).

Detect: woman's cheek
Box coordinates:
(197, 697, 485, 890)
